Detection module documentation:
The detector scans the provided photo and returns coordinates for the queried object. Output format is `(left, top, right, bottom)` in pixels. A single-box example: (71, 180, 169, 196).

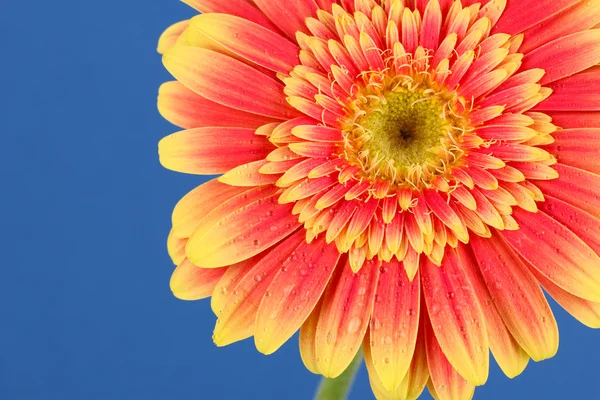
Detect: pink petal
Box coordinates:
(545, 111, 600, 129)
(212, 231, 306, 346)
(189, 14, 300, 73)
(183, 0, 279, 31)
(421, 250, 489, 385)
(157, 82, 278, 129)
(493, 0, 577, 35)
(163, 47, 298, 119)
(542, 128, 600, 174)
(370, 261, 421, 391)
(171, 179, 249, 238)
(170, 259, 227, 300)
(535, 163, 600, 219)
(159, 127, 274, 174)
(519, 1, 600, 54)
(313, 259, 380, 377)
(186, 186, 302, 268)
(535, 67, 600, 111)
(521, 30, 600, 84)
(469, 235, 559, 361)
(254, 235, 342, 354)
(252, 0, 318, 40)
(503, 208, 600, 302)
(421, 0, 442, 50)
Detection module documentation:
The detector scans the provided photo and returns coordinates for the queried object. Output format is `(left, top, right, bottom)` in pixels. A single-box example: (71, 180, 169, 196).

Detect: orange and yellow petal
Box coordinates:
(186, 186, 301, 268)
(456, 243, 530, 378)
(312, 258, 379, 377)
(159, 127, 274, 175)
(213, 231, 306, 346)
(254, 235, 342, 354)
(163, 46, 298, 119)
(470, 235, 559, 361)
(170, 259, 226, 300)
(188, 14, 300, 73)
(421, 250, 489, 386)
(157, 20, 189, 55)
(503, 208, 600, 303)
(425, 310, 476, 400)
(369, 260, 421, 391)
(364, 326, 430, 400)
(171, 179, 248, 238)
(167, 229, 187, 265)
(158, 81, 278, 129)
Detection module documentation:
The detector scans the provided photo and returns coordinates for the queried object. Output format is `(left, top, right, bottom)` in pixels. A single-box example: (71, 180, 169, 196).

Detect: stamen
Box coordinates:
(340, 64, 470, 190)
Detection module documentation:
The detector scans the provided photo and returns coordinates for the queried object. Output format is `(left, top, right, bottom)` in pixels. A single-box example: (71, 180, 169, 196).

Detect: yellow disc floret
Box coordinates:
(342, 72, 471, 189)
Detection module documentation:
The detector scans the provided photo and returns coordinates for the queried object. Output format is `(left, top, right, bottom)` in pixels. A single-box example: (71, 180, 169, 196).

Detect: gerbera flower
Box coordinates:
(157, 0, 600, 398)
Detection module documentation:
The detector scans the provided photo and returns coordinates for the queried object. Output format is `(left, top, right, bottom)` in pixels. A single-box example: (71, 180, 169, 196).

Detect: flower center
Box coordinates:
(342, 74, 470, 189)
(359, 90, 449, 164)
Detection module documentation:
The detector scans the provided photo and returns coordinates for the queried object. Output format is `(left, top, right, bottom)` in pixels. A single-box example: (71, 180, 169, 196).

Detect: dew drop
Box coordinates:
(347, 317, 362, 334)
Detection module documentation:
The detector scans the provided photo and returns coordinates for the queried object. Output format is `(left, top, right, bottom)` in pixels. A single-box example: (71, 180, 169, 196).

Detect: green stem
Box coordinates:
(314, 351, 363, 400)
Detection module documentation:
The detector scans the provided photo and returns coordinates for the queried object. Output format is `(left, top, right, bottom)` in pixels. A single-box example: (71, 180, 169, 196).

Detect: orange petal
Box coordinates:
(314, 258, 380, 377)
(172, 179, 249, 238)
(280, 176, 339, 203)
(167, 230, 187, 265)
(157, 81, 277, 129)
(252, 0, 317, 40)
(536, 67, 600, 111)
(276, 158, 330, 188)
(170, 259, 227, 300)
(503, 208, 600, 302)
(213, 231, 306, 346)
(521, 30, 600, 84)
(345, 198, 379, 245)
(182, 0, 278, 31)
(186, 186, 301, 268)
(421, 250, 489, 385)
(189, 14, 299, 73)
(456, 243, 530, 378)
(494, 0, 575, 34)
(370, 260, 421, 391)
(254, 235, 342, 354)
(536, 163, 600, 219)
(326, 200, 359, 243)
(530, 266, 600, 329)
(469, 235, 559, 361)
(163, 46, 298, 119)
(315, 183, 354, 210)
(157, 20, 189, 55)
(470, 188, 504, 229)
(487, 143, 550, 162)
(159, 127, 274, 174)
(542, 128, 600, 174)
(288, 142, 338, 158)
(423, 191, 468, 242)
(364, 326, 430, 400)
(539, 196, 600, 257)
(299, 298, 323, 374)
(421, 0, 442, 50)
(210, 253, 266, 316)
(219, 160, 280, 187)
(425, 309, 476, 400)
(292, 125, 344, 142)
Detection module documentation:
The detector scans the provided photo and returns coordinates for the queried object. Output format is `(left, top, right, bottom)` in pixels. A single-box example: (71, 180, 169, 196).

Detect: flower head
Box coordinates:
(158, 0, 600, 398)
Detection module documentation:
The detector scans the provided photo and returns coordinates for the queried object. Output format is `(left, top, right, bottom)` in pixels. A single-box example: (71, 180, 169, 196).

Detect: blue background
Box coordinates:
(1, 1, 598, 399)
